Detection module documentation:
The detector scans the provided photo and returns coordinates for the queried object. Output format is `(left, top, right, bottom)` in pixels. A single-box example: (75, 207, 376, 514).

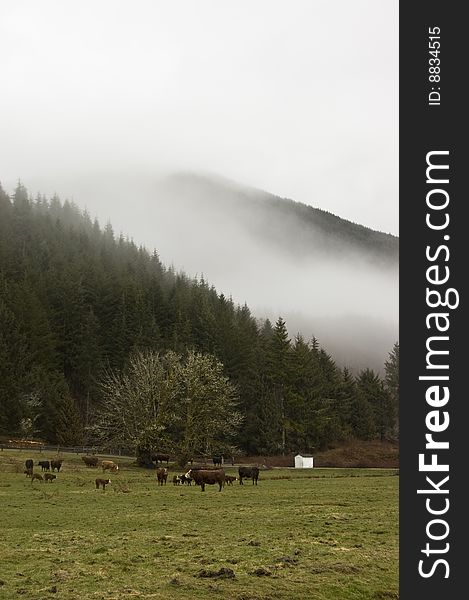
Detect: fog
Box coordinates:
(18, 170, 397, 371)
(0, 1, 398, 370)
(1, 1, 397, 233)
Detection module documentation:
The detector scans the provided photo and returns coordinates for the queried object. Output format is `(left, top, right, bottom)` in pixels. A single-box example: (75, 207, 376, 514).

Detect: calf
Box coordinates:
(156, 468, 168, 485)
(38, 460, 50, 472)
(50, 459, 63, 472)
(44, 473, 56, 483)
(180, 473, 192, 485)
(173, 475, 181, 485)
(24, 468, 33, 478)
(102, 460, 119, 473)
(188, 469, 225, 492)
(225, 475, 237, 485)
(31, 473, 44, 484)
(238, 466, 260, 485)
(95, 478, 111, 490)
(82, 455, 99, 467)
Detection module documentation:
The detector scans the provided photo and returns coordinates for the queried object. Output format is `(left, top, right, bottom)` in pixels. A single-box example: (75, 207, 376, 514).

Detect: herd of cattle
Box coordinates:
(22, 456, 260, 492)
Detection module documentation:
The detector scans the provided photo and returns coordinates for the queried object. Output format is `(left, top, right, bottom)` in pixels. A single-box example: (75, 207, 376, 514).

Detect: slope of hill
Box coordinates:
(0, 181, 397, 452)
(156, 172, 398, 267)
(138, 172, 399, 371)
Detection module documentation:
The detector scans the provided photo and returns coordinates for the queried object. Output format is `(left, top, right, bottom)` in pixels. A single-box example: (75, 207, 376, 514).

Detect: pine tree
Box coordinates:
(384, 342, 399, 437)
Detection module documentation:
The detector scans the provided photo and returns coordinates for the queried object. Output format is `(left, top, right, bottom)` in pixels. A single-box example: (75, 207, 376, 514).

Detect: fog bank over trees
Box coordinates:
(21, 170, 398, 372)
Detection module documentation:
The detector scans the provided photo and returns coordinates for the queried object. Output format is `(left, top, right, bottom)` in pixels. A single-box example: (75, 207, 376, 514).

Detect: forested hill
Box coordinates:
(0, 182, 398, 453)
(156, 173, 399, 267)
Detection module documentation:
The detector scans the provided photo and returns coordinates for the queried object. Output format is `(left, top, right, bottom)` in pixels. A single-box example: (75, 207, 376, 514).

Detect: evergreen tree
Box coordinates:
(384, 342, 399, 437)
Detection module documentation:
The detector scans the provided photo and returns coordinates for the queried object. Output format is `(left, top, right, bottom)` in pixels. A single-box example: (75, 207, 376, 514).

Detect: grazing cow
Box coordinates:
(25, 459, 34, 472)
(102, 460, 119, 473)
(156, 468, 168, 485)
(172, 475, 181, 486)
(44, 473, 56, 483)
(188, 469, 225, 492)
(81, 455, 99, 467)
(152, 453, 170, 465)
(31, 473, 44, 484)
(50, 459, 63, 472)
(225, 475, 238, 485)
(24, 468, 33, 478)
(38, 460, 50, 472)
(238, 466, 260, 485)
(212, 455, 223, 467)
(95, 478, 111, 490)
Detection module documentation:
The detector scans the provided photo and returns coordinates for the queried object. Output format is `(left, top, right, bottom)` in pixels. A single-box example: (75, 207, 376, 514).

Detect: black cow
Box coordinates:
(179, 473, 192, 485)
(25, 459, 34, 471)
(152, 453, 170, 465)
(38, 460, 50, 472)
(238, 466, 259, 485)
(51, 459, 63, 472)
(188, 469, 225, 492)
(212, 455, 223, 466)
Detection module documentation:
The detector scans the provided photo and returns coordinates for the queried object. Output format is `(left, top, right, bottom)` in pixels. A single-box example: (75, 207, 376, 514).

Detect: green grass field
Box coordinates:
(0, 451, 398, 600)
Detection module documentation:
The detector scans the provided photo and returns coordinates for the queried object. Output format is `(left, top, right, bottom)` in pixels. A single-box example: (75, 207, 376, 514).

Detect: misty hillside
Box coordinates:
(133, 172, 399, 371)
(20, 170, 398, 372)
(156, 173, 398, 267)
(0, 182, 397, 451)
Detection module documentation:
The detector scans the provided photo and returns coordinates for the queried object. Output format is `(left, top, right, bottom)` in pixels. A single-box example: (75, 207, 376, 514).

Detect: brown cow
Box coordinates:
(95, 478, 111, 490)
(44, 473, 56, 483)
(156, 468, 168, 485)
(188, 469, 225, 492)
(31, 473, 44, 484)
(102, 460, 119, 473)
(24, 468, 33, 478)
(82, 455, 99, 467)
(225, 475, 238, 485)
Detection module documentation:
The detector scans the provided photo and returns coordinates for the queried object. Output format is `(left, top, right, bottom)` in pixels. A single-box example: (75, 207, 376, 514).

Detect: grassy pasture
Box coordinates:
(0, 450, 398, 600)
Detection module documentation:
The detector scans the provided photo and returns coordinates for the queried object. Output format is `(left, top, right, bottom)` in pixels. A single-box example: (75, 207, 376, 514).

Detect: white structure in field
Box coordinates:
(294, 454, 314, 468)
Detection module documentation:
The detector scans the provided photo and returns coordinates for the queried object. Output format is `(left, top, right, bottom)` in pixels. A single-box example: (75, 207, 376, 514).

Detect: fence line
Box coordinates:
(0, 444, 135, 457)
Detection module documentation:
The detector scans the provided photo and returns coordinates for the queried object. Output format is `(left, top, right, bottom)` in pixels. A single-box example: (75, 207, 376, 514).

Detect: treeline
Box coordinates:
(0, 182, 398, 454)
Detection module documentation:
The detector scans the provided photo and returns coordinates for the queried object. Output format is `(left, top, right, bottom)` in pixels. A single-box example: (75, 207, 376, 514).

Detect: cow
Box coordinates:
(51, 459, 63, 472)
(156, 468, 168, 485)
(172, 475, 181, 486)
(25, 459, 34, 472)
(102, 460, 119, 473)
(95, 478, 111, 490)
(38, 460, 50, 472)
(188, 469, 225, 492)
(31, 473, 44, 484)
(225, 475, 237, 485)
(81, 455, 99, 467)
(238, 466, 260, 485)
(179, 473, 192, 485)
(152, 453, 170, 465)
(44, 473, 56, 483)
(24, 468, 33, 478)
(212, 455, 223, 467)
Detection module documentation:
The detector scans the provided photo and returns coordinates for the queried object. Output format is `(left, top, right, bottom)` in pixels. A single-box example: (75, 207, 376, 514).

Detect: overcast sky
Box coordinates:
(0, 0, 398, 234)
